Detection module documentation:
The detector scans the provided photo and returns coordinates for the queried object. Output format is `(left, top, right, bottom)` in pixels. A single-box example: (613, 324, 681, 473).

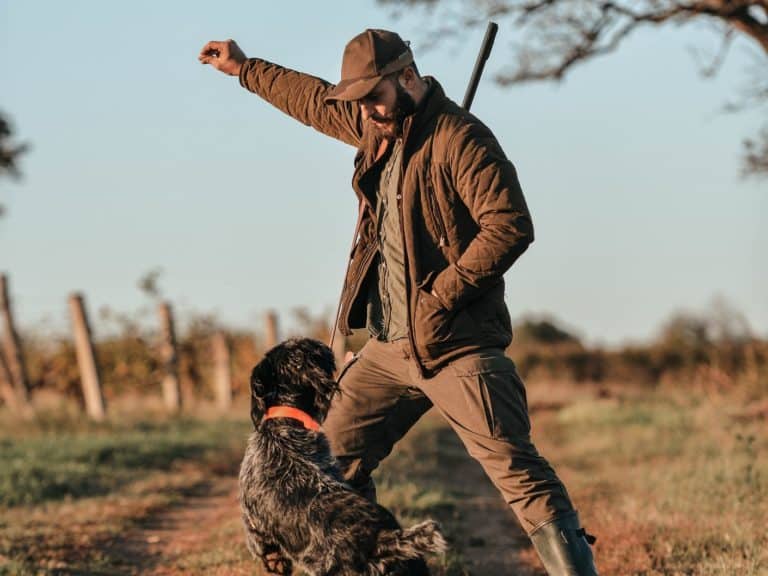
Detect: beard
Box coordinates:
(369, 83, 416, 140)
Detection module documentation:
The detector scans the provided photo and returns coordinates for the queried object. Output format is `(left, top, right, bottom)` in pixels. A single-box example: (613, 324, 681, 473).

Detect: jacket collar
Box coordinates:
(401, 76, 445, 145)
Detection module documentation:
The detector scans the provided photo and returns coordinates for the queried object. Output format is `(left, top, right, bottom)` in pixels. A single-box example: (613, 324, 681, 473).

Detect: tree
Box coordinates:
(513, 314, 582, 346)
(0, 112, 29, 217)
(657, 311, 711, 350)
(380, 0, 768, 176)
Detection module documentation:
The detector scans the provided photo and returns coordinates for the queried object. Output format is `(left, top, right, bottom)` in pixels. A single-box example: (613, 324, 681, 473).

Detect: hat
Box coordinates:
(324, 29, 413, 103)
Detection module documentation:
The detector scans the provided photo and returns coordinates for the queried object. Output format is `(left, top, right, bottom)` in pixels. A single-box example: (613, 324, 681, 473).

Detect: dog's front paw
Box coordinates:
(263, 550, 293, 575)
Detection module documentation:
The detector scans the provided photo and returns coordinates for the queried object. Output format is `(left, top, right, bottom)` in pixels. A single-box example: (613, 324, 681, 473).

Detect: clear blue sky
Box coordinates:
(2, 0, 766, 344)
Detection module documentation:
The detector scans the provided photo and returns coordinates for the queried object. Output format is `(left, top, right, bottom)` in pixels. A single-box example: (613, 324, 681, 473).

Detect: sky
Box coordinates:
(1, 0, 766, 346)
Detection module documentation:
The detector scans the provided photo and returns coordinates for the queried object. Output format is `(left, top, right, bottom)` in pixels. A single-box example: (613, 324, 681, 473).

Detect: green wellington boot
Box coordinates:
(530, 513, 599, 576)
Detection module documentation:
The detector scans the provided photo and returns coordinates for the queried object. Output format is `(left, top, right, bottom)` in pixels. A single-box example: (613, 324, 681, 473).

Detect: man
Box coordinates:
(200, 29, 598, 575)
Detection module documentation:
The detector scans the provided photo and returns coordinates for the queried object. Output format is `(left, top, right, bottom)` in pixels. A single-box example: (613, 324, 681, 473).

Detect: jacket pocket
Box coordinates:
(414, 286, 476, 355)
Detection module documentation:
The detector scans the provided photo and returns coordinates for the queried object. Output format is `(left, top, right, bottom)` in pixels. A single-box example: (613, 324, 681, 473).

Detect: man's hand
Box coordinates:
(198, 39, 246, 76)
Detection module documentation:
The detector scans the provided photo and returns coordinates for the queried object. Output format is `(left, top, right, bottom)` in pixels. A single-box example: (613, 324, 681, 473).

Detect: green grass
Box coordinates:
(0, 413, 251, 575)
(0, 417, 249, 506)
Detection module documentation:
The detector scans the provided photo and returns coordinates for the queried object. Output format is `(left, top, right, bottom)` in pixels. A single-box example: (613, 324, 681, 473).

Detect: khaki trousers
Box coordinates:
(323, 337, 576, 535)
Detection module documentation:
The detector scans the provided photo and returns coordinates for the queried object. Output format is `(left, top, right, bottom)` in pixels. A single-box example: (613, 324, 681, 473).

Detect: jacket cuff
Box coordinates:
(238, 58, 262, 90)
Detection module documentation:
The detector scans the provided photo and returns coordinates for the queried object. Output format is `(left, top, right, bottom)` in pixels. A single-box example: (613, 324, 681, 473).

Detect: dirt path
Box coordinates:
(427, 426, 543, 576)
(109, 477, 251, 575)
(140, 479, 241, 574)
(447, 469, 540, 574)
(112, 431, 542, 575)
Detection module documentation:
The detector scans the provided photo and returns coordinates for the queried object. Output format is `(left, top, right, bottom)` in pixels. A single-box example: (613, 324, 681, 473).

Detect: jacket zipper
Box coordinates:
(426, 177, 448, 248)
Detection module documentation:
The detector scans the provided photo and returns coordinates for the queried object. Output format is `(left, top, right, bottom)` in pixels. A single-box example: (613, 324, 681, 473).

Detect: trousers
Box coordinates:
(323, 337, 577, 535)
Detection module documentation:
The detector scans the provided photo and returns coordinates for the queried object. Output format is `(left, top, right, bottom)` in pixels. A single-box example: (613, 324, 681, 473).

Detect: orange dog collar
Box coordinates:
(263, 406, 321, 431)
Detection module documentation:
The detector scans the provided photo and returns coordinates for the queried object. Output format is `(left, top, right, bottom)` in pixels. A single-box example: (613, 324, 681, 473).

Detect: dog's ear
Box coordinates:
(249, 358, 274, 426)
(295, 339, 339, 421)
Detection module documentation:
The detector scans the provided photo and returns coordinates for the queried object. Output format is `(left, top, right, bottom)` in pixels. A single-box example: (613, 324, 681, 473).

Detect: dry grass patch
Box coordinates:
(526, 380, 767, 575)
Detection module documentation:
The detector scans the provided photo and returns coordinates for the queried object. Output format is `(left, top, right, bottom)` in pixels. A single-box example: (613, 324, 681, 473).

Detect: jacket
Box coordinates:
(240, 58, 534, 376)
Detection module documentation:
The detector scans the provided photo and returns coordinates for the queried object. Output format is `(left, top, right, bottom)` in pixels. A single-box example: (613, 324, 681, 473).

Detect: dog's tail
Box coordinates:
(373, 519, 447, 562)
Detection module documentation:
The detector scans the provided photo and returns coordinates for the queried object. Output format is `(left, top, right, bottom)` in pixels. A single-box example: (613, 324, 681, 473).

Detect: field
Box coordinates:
(1, 375, 765, 575)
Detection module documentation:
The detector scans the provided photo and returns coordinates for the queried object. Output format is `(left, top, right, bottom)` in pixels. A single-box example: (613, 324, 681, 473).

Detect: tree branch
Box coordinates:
(743, 126, 768, 176)
(379, 0, 768, 176)
(0, 113, 28, 180)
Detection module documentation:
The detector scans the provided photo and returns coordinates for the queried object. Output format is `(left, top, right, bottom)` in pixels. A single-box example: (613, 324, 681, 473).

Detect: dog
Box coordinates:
(239, 338, 446, 576)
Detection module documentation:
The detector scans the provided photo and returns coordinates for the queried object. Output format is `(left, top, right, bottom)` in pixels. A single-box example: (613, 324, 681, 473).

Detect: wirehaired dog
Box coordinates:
(239, 338, 446, 576)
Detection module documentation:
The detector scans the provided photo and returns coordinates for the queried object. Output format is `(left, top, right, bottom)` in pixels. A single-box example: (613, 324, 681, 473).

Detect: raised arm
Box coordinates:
(199, 39, 363, 147)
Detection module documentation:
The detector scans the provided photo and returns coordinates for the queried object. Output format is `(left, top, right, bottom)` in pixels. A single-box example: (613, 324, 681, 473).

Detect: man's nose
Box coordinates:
(359, 102, 373, 120)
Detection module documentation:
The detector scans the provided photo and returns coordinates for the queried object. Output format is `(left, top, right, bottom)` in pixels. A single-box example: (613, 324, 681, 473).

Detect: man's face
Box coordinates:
(358, 76, 415, 140)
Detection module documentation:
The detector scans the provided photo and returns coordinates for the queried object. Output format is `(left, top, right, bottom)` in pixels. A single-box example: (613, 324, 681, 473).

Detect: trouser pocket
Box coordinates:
(336, 351, 361, 383)
(446, 351, 530, 440)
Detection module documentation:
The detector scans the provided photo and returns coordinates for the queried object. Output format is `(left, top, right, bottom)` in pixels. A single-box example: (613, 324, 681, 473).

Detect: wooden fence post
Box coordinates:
(68, 293, 106, 421)
(264, 311, 279, 351)
(0, 350, 20, 410)
(158, 301, 181, 413)
(0, 274, 30, 406)
(212, 331, 232, 412)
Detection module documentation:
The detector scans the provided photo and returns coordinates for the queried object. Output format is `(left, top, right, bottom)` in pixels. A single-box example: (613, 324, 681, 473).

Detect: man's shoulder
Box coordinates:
(433, 104, 497, 160)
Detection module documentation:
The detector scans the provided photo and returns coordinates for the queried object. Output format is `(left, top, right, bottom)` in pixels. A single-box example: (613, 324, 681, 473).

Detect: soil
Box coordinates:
(439, 452, 543, 576)
(107, 477, 249, 575)
(110, 436, 544, 576)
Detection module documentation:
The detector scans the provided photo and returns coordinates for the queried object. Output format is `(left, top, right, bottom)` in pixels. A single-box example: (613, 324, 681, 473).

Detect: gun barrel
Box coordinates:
(462, 21, 499, 111)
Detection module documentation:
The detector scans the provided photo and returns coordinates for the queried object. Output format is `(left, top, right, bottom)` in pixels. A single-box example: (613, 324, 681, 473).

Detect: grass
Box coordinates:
(0, 405, 251, 575)
(0, 415, 247, 507)
(1, 381, 766, 575)
(374, 416, 470, 576)
(525, 382, 768, 575)
(0, 402, 469, 575)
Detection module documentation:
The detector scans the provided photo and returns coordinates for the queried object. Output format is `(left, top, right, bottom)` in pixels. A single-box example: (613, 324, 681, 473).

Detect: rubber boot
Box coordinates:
(530, 513, 599, 576)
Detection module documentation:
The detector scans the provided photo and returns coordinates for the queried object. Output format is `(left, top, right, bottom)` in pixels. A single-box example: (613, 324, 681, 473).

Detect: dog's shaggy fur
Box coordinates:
(239, 338, 446, 576)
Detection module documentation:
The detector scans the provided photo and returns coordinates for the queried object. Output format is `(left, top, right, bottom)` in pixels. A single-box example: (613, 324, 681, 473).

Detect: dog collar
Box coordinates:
(263, 406, 321, 431)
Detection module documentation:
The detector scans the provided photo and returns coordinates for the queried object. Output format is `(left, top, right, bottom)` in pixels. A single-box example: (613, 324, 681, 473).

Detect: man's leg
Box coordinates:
(324, 338, 432, 499)
(324, 338, 434, 575)
(415, 347, 598, 576)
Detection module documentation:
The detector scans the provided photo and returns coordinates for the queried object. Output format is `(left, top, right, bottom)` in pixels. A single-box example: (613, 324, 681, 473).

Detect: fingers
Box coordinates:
(199, 39, 245, 75)
(198, 40, 226, 64)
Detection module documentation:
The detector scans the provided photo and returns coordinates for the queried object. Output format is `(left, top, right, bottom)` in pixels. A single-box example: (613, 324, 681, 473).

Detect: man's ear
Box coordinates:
(398, 67, 415, 89)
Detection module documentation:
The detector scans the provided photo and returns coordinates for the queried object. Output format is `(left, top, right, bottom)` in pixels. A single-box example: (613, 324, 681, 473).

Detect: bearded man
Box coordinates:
(200, 29, 599, 575)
